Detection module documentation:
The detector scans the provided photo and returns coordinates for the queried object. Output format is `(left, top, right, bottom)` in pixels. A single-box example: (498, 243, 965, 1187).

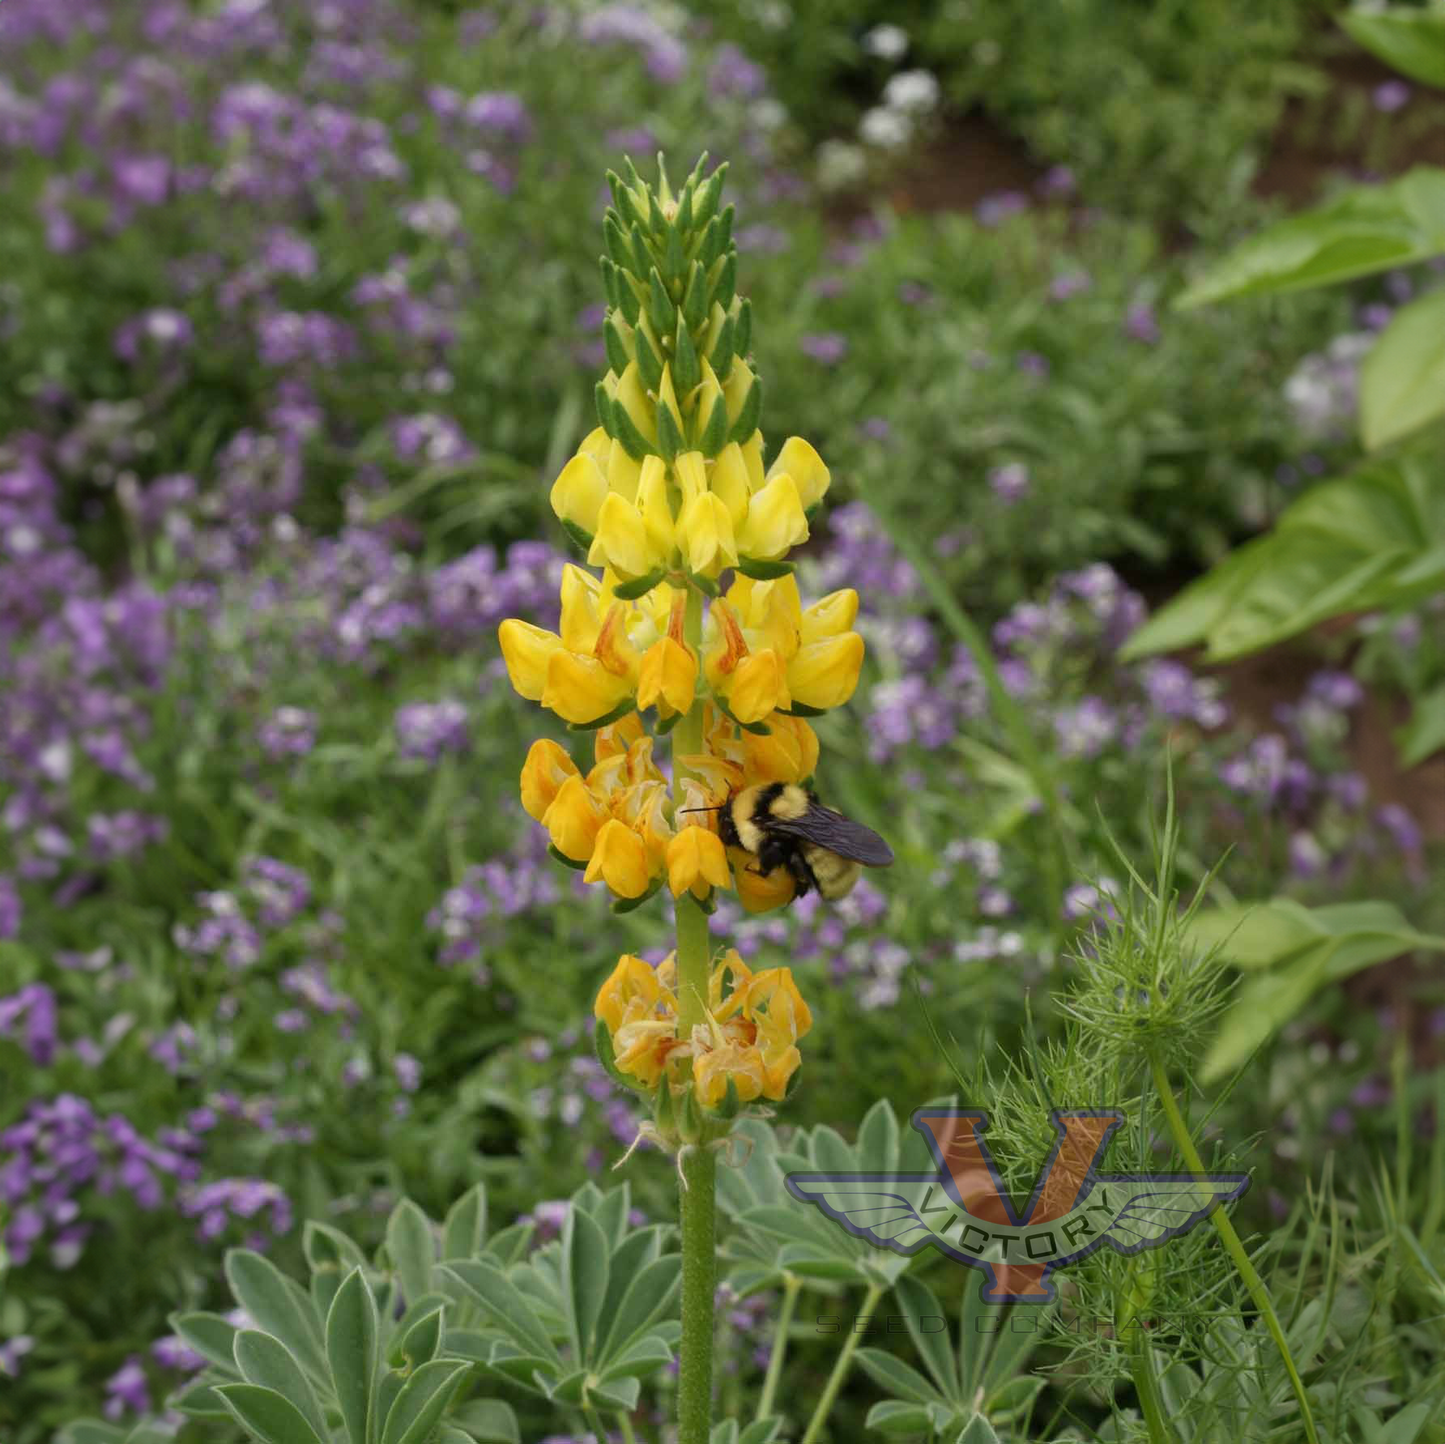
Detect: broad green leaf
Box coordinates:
(171, 1383, 233, 1420)
(1340, 10, 1445, 89)
(857, 1099, 901, 1175)
(1361, 289, 1445, 449)
(171, 1311, 242, 1374)
(224, 1252, 327, 1380)
(233, 1331, 327, 1440)
(325, 1268, 378, 1444)
(439, 1260, 559, 1362)
(449, 1399, 521, 1444)
(737, 1421, 784, 1444)
(594, 1225, 662, 1347)
(380, 1359, 470, 1444)
(390, 1304, 444, 1369)
(562, 1204, 611, 1363)
(1376, 1399, 1435, 1444)
(1197, 899, 1445, 1080)
(1399, 682, 1445, 766)
(442, 1185, 488, 1261)
(387, 1199, 437, 1308)
(303, 1221, 368, 1277)
(596, 1333, 674, 1382)
(1122, 456, 1445, 663)
(214, 1384, 325, 1444)
(1177, 168, 1445, 307)
(855, 1346, 943, 1406)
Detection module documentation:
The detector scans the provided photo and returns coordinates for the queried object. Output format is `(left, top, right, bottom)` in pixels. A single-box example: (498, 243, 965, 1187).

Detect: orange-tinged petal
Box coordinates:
(731, 848, 797, 914)
(594, 953, 664, 1033)
(542, 774, 606, 861)
(637, 636, 698, 715)
(693, 1041, 765, 1108)
(498, 619, 563, 702)
(541, 649, 634, 725)
(666, 825, 732, 899)
(594, 602, 642, 680)
(739, 713, 819, 785)
(704, 599, 749, 688)
(728, 648, 789, 724)
(519, 738, 579, 822)
(787, 632, 864, 711)
(594, 712, 645, 764)
(584, 817, 653, 898)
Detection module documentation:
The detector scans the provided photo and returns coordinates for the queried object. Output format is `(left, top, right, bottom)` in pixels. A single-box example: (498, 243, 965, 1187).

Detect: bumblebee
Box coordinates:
(716, 782, 894, 902)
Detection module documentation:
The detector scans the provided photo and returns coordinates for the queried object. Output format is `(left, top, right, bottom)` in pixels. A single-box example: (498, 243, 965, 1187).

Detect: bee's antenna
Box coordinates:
(678, 804, 725, 816)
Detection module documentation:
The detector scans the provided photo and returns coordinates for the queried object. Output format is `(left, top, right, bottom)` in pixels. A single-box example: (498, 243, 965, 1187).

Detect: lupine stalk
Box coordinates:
(498, 154, 868, 1434)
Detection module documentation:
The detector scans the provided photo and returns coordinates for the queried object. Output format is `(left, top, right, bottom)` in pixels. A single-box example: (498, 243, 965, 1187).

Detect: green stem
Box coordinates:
(1148, 1052, 1319, 1444)
(799, 1281, 884, 1444)
(1130, 1331, 1173, 1444)
(675, 581, 718, 1444)
(756, 1272, 802, 1422)
(858, 487, 1068, 924)
(616, 1409, 640, 1444)
(678, 1144, 718, 1444)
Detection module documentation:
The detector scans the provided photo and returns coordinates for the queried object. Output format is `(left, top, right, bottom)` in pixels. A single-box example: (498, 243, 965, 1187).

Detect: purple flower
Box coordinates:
(709, 44, 767, 99)
(0, 984, 58, 1065)
(988, 462, 1030, 505)
(0, 875, 19, 939)
(395, 699, 469, 761)
(104, 1356, 150, 1420)
(975, 191, 1028, 227)
(799, 332, 848, 365)
(259, 706, 316, 760)
(465, 91, 531, 142)
(1124, 302, 1161, 344)
(1373, 80, 1412, 113)
(394, 1053, 421, 1092)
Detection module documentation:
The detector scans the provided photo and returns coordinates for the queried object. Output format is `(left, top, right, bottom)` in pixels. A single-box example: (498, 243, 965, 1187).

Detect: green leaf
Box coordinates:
(442, 1185, 488, 1262)
(171, 1384, 233, 1420)
(171, 1311, 242, 1374)
(735, 557, 796, 581)
(611, 567, 668, 601)
(567, 698, 639, 732)
(387, 1200, 437, 1307)
(1361, 289, 1445, 450)
(233, 1332, 328, 1440)
(391, 1305, 445, 1369)
(1340, 10, 1445, 89)
(563, 1203, 611, 1363)
(1177, 167, 1445, 306)
(737, 1422, 784, 1444)
(1399, 683, 1445, 767)
(1121, 456, 1445, 662)
(610, 877, 665, 914)
(865, 1401, 939, 1435)
(955, 1417, 1004, 1444)
(214, 1384, 325, 1444)
(548, 844, 590, 872)
(1193, 899, 1445, 1080)
(439, 1260, 559, 1362)
(303, 1221, 368, 1277)
(224, 1251, 326, 1380)
(893, 1275, 959, 1399)
(325, 1267, 378, 1444)
(729, 376, 762, 443)
(59, 1426, 128, 1444)
(449, 1399, 521, 1444)
(380, 1359, 471, 1444)
(855, 1346, 943, 1406)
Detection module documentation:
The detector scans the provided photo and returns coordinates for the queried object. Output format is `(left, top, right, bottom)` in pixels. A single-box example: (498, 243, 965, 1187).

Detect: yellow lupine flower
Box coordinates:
(637, 637, 697, 715)
(549, 451, 609, 537)
(801, 588, 859, 642)
(585, 817, 653, 897)
(767, 437, 830, 511)
(736, 472, 808, 560)
(589, 493, 654, 580)
(636, 456, 677, 564)
(733, 852, 797, 913)
(709, 444, 751, 528)
(519, 739, 579, 822)
(787, 633, 865, 711)
(542, 774, 607, 861)
(693, 1038, 765, 1107)
(666, 825, 732, 899)
(541, 649, 634, 725)
(678, 491, 738, 577)
(728, 649, 790, 724)
(595, 953, 671, 1034)
(498, 619, 563, 701)
(738, 712, 819, 785)
(605, 438, 642, 503)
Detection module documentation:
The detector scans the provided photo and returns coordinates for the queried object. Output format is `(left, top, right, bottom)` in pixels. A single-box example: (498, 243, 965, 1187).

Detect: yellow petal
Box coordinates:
(594, 953, 665, 1034)
(767, 436, 830, 510)
(800, 588, 859, 643)
(710, 443, 753, 529)
(606, 440, 642, 503)
(593, 602, 642, 681)
(549, 452, 608, 536)
(542, 774, 606, 861)
(740, 431, 766, 491)
(636, 456, 676, 564)
(666, 826, 732, 899)
(541, 649, 634, 725)
(615, 361, 657, 448)
(693, 1041, 765, 1108)
(588, 493, 653, 580)
(723, 358, 755, 429)
(731, 848, 796, 914)
(786, 632, 864, 711)
(678, 492, 738, 578)
(672, 451, 708, 509)
(637, 636, 698, 715)
(740, 713, 819, 785)
(594, 712, 645, 764)
(738, 472, 808, 561)
(579, 427, 611, 466)
(728, 648, 789, 725)
(519, 738, 579, 822)
(558, 564, 605, 653)
(497, 619, 563, 702)
(584, 818, 653, 898)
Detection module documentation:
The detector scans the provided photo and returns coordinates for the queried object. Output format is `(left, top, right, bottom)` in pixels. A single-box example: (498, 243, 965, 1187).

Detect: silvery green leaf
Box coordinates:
(224, 1250, 327, 1380)
(233, 1330, 328, 1440)
(214, 1384, 325, 1444)
(325, 1267, 378, 1444)
(449, 1399, 521, 1444)
(442, 1186, 488, 1261)
(171, 1312, 242, 1374)
(386, 1199, 437, 1308)
(562, 1205, 610, 1364)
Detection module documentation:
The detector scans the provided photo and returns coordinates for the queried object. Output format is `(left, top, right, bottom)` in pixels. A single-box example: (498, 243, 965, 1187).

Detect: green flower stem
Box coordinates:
(858, 484, 1068, 925)
(675, 580, 718, 1444)
(756, 1272, 801, 1423)
(678, 1142, 718, 1443)
(1148, 1051, 1319, 1444)
(616, 1412, 640, 1444)
(799, 1280, 884, 1444)
(1130, 1331, 1173, 1444)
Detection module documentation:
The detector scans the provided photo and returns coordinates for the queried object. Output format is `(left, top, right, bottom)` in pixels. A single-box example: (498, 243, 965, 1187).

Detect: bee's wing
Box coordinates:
(772, 806, 894, 866)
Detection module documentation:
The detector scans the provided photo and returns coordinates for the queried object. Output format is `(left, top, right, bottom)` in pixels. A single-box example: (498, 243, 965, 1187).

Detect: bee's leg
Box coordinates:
(786, 852, 816, 898)
(756, 837, 791, 875)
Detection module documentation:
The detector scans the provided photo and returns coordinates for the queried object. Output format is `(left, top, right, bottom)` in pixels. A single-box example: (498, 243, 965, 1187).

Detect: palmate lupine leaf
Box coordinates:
(1339, 7, 1445, 90)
